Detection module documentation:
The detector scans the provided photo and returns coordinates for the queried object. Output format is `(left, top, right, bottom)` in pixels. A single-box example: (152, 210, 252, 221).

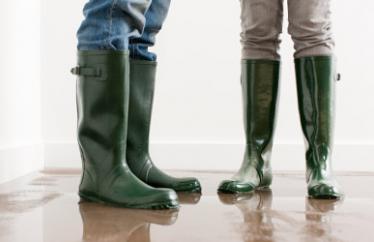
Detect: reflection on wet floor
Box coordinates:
(0, 171, 373, 242)
(220, 191, 279, 242)
(79, 192, 200, 242)
(219, 191, 346, 242)
(79, 203, 178, 242)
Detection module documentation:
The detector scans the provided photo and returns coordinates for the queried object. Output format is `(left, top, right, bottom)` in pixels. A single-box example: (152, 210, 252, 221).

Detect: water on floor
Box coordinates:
(0, 170, 373, 242)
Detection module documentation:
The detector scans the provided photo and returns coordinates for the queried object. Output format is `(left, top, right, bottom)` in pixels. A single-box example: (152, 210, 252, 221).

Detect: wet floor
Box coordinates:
(0, 170, 373, 242)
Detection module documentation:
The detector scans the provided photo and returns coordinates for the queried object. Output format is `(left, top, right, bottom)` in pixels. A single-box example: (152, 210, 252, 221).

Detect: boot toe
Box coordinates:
(172, 178, 201, 193)
(308, 183, 343, 200)
(218, 180, 256, 194)
(144, 188, 180, 210)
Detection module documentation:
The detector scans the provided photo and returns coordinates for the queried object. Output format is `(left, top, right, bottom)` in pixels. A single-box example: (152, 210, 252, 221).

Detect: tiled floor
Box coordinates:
(0, 170, 373, 242)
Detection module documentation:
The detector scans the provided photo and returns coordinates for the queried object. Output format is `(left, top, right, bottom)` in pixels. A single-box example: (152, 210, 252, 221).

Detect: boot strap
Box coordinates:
(71, 66, 101, 77)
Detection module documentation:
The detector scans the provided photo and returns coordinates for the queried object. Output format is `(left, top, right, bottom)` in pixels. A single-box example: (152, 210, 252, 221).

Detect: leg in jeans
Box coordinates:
(126, 0, 202, 193)
(72, 0, 179, 209)
(218, 0, 282, 194)
(77, 0, 151, 50)
(289, 0, 343, 199)
(129, 0, 171, 60)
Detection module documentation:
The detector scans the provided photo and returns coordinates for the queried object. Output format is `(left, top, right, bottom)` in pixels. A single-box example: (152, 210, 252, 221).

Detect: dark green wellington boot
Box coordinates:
(126, 59, 201, 193)
(218, 60, 280, 194)
(72, 50, 179, 209)
(295, 55, 343, 199)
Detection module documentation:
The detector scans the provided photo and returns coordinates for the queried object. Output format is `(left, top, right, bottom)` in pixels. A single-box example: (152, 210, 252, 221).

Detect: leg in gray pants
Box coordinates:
(240, 0, 334, 59)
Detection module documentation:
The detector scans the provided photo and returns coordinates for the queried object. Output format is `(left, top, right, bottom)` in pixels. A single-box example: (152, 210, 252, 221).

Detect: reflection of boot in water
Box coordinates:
(219, 190, 274, 242)
(177, 192, 202, 205)
(304, 198, 343, 241)
(127, 192, 201, 242)
(79, 202, 178, 242)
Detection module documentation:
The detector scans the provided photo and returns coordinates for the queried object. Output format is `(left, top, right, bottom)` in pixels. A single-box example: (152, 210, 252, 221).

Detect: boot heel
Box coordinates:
(258, 174, 272, 190)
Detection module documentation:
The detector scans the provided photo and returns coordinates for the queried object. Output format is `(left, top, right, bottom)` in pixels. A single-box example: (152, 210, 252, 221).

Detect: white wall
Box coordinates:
(0, 0, 44, 183)
(41, 0, 374, 171)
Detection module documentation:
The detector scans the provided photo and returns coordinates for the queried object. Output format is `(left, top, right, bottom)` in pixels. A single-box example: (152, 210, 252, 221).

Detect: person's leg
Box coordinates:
(129, 0, 170, 60)
(126, 0, 201, 193)
(240, 0, 283, 60)
(287, 0, 334, 58)
(77, 0, 151, 50)
(288, 0, 343, 199)
(218, 0, 283, 194)
(72, 0, 179, 209)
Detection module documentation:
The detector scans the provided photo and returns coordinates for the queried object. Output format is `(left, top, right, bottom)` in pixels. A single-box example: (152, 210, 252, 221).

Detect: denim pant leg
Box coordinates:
(129, 0, 171, 61)
(77, 0, 151, 50)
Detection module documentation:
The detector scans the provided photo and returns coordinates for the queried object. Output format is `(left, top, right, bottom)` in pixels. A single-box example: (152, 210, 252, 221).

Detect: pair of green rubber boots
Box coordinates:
(218, 56, 343, 199)
(73, 51, 201, 209)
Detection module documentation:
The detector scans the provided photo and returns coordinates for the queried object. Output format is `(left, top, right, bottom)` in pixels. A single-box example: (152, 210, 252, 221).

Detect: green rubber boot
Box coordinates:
(126, 59, 201, 193)
(295, 55, 343, 199)
(218, 60, 280, 194)
(73, 50, 179, 209)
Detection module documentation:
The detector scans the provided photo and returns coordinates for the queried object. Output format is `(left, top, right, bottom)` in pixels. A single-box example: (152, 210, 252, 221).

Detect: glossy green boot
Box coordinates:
(73, 50, 179, 209)
(295, 56, 343, 199)
(126, 59, 201, 193)
(218, 60, 280, 194)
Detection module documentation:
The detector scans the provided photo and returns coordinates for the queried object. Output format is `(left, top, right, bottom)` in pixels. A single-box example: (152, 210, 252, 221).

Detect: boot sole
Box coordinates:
(217, 180, 271, 194)
(79, 192, 179, 210)
(307, 194, 343, 200)
(149, 180, 202, 193)
(217, 186, 270, 194)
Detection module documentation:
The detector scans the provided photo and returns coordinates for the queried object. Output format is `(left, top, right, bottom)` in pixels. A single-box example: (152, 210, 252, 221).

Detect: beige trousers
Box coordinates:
(241, 0, 335, 60)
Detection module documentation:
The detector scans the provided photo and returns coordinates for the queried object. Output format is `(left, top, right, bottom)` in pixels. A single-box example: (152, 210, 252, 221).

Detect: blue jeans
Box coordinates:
(77, 0, 171, 61)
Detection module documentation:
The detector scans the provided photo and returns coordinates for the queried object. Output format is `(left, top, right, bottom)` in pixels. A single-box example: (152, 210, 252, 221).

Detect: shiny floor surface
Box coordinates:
(0, 170, 374, 242)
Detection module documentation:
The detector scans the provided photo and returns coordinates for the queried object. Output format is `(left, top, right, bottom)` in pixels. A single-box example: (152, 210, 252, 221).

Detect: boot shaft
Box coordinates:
(127, 60, 157, 154)
(74, 50, 130, 174)
(241, 59, 280, 153)
(295, 56, 337, 173)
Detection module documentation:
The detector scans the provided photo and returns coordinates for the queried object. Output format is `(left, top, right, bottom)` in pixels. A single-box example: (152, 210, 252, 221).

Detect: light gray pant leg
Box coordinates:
(240, 0, 283, 60)
(288, 0, 335, 58)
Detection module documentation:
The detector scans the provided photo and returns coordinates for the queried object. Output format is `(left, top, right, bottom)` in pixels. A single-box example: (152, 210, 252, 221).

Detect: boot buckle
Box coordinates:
(336, 73, 341, 81)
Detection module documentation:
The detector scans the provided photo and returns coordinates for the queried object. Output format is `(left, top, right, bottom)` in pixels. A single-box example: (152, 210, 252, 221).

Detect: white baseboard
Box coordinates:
(0, 144, 44, 184)
(44, 141, 374, 172)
